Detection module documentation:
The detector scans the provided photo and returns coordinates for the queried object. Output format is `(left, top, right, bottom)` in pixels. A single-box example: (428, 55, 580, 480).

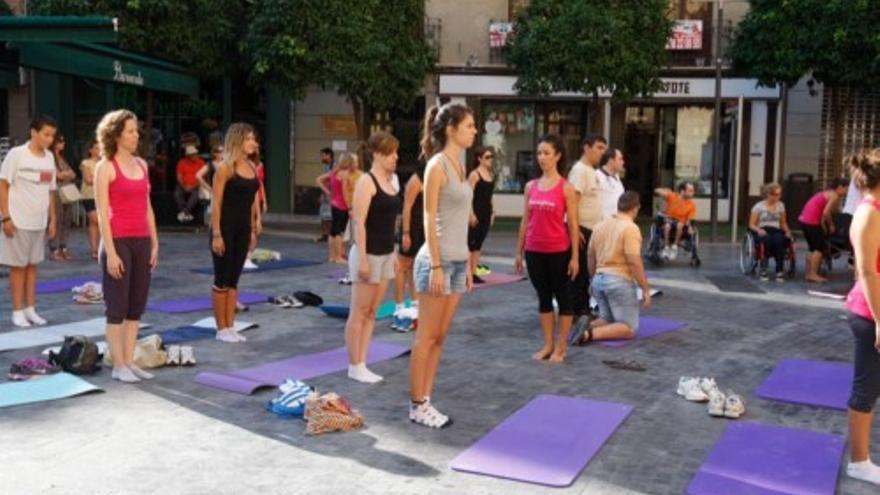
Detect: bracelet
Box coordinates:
(431, 265, 442, 270)
(1, 217, 9, 224)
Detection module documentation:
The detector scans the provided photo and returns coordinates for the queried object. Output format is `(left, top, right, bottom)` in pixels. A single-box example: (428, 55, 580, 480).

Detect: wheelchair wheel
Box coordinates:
(740, 234, 757, 275)
(645, 222, 664, 267)
(786, 242, 797, 277)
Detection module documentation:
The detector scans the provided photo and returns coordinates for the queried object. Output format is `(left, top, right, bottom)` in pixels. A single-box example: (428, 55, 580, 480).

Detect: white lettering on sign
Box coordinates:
(113, 60, 145, 87)
(659, 81, 691, 95)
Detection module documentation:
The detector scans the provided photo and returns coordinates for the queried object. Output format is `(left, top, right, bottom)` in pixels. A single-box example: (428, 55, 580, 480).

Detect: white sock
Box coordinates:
(24, 307, 46, 325)
(359, 364, 383, 382)
(11, 310, 30, 327)
(848, 460, 880, 484)
(348, 364, 382, 384)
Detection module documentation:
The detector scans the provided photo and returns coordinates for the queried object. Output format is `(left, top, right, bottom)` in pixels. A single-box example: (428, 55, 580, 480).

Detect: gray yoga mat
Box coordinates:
(0, 318, 151, 352)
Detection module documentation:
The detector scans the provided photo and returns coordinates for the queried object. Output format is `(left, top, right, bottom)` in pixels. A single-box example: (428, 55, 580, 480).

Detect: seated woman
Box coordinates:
(798, 178, 848, 282)
(749, 182, 794, 282)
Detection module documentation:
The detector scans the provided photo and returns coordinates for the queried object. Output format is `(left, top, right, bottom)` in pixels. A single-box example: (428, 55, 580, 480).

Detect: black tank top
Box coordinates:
(409, 167, 425, 235)
(472, 171, 495, 220)
(365, 172, 401, 255)
(220, 166, 260, 231)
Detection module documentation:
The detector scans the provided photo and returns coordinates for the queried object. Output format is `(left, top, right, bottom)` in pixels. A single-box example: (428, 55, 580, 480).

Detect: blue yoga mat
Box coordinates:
(36, 275, 100, 294)
(158, 321, 259, 345)
(686, 422, 844, 495)
(451, 394, 633, 487)
(0, 372, 103, 408)
(147, 292, 269, 314)
(191, 259, 321, 275)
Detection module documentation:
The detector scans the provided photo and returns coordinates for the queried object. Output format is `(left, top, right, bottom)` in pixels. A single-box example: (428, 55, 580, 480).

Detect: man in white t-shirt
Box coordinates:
(567, 133, 607, 318)
(596, 148, 626, 221)
(0, 115, 58, 328)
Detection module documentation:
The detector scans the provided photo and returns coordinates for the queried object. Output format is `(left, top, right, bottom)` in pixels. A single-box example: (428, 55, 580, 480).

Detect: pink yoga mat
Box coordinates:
(451, 394, 632, 487)
(194, 341, 409, 395)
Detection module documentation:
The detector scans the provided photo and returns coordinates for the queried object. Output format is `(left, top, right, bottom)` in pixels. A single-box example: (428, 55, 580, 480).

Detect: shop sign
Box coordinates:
(489, 22, 514, 48)
(658, 80, 691, 96)
(667, 20, 703, 50)
(322, 115, 358, 138)
(112, 60, 144, 87)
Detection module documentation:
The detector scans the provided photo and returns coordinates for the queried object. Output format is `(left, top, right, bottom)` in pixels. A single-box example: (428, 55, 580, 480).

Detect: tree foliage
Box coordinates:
(243, 0, 435, 136)
(505, 0, 672, 101)
(30, 0, 245, 77)
(730, 0, 880, 90)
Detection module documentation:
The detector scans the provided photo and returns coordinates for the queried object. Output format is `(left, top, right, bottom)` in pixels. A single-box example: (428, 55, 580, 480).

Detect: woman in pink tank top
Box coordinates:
(94, 109, 159, 385)
(798, 178, 848, 283)
(842, 148, 880, 486)
(317, 153, 357, 264)
(514, 134, 579, 364)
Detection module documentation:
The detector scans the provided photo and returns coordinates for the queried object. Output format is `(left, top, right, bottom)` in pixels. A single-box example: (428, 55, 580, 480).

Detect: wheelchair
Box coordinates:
(646, 214, 701, 267)
(739, 230, 796, 277)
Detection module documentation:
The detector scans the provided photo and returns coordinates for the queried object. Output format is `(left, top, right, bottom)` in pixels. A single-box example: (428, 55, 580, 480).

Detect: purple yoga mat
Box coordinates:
(450, 394, 632, 487)
(36, 275, 100, 294)
(146, 292, 269, 314)
(473, 272, 527, 290)
(598, 316, 687, 347)
(194, 341, 409, 395)
(755, 359, 852, 411)
(686, 421, 844, 495)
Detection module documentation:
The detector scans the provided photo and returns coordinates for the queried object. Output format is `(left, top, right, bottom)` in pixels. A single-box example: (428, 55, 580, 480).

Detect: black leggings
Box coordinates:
(525, 250, 573, 316)
(757, 227, 786, 272)
(849, 314, 880, 413)
(571, 227, 592, 316)
(102, 237, 152, 324)
(212, 225, 250, 289)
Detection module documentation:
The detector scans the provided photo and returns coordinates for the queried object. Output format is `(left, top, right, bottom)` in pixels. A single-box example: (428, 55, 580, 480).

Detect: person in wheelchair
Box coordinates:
(797, 178, 848, 283)
(654, 182, 697, 261)
(749, 182, 794, 282)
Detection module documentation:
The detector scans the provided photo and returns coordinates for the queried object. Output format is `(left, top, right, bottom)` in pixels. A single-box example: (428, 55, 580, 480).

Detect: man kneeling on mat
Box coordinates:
(571, 191, 651, 345)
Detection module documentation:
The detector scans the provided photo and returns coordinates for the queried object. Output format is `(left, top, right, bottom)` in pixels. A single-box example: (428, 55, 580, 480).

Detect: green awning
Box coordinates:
(0, 16, 117, 43)
(16, 42, 198, 96)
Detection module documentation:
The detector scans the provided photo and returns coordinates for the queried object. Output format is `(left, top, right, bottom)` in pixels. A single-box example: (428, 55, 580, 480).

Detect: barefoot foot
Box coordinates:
(549, 350, 566, 363)
(532, 347, 553, 360)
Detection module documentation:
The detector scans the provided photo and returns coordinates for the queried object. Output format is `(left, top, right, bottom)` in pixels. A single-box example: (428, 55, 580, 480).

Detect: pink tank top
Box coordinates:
(329, 172, 347, 210)
(798, 191, 828, 226)
(525, 178, 571, 253)
(109, 159, 151, 238)
(846, 198, 880, 320)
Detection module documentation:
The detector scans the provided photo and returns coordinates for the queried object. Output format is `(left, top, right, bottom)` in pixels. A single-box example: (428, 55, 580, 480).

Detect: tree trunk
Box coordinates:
(351, 97, 369, 141)
(830, 86, 849, 182)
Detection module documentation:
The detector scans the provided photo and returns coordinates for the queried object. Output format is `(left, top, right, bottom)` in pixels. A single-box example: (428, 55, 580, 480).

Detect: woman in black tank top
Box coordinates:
(209, 123, 262, 344)
(467, 147, 496, 283)
(394, 163, 426, 320)
(344, 132, 402, 384)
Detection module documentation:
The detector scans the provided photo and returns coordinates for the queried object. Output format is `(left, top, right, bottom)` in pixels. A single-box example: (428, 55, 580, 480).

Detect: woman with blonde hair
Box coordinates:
(344, 133, 400, 383)
(94, 109, 158, 383)
(843, 148, 880, 486)
(317, 152, 357, 264)
(748, 182, 793, 281)
(210, 123, 262, 343)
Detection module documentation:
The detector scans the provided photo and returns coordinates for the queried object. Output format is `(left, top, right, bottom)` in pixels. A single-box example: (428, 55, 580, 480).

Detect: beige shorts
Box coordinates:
(348, 246, 395, 284)
(0, 229, 45, 267)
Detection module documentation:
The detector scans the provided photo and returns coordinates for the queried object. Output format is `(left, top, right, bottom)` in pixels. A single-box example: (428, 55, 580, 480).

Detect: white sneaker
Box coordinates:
(243, 259, 258, 270)
(669, 246, 679, 260)
(129, 364, 154, 380)
(11, 311, 31, 328)
(24, 307, 47, 326)
(847, 460, 880, 485)
(410, 401, 452, 428)
(679, 377, 709, 402)
(180, 346, 197, 366)
(707, 389, 726, 416)
(661, 247, 670, 260)
(724, 391, 745, 418)
(166, 345, 181, 365)
(699, 377, 719, 395)
(676, 376, 694, 396)
(215, 329, 239, 343)
(177, 211, 186, 222)
(112, 366, 141, 383)
(347, 364, 382, 384)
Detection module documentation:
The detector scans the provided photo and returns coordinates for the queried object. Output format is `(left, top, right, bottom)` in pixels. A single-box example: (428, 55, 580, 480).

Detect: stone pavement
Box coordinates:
(0, 228, 877, 495)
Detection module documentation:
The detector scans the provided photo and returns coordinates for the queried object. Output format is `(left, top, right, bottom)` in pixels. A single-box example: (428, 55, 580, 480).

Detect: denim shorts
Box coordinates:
(590, 272, 639, 332)
(414, 251, 468, 295)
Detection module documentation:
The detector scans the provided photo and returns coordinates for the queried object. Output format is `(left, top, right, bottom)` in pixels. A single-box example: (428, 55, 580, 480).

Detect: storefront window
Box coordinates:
(657, 105, 729, 199)
(481, 101, 585, 193)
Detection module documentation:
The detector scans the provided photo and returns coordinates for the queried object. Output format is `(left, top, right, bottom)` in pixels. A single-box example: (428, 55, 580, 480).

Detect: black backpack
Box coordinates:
(49, 335, 101, 375)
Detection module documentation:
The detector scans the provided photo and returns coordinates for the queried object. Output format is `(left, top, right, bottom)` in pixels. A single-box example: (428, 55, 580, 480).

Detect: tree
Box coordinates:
(730, 0, 880, 178)
(30, 0, 245, 77)
(505, 0, 672, 115)
(243, 0, 435, 139)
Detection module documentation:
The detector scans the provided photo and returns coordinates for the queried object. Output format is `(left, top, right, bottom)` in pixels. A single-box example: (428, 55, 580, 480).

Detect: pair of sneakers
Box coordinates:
(216, 328, 247, 343)
(677, 376, 745, 419)
(166, 345, 196, 366)
(759, 270, 785, 282)
(410, 397, 452, 429)
(390, 316, 415, 332)
(270, 295, 304, 309)
(662, 245, 679, 260)
(338, 276, 353, 286)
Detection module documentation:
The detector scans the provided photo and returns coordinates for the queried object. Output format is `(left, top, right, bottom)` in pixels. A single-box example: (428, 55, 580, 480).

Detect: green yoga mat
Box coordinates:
(377, 298, 412, 319)
(0, 373, 103, 409)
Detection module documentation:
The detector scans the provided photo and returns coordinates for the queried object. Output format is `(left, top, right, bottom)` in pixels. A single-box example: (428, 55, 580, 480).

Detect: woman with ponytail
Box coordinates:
(409, 103, 476, 429)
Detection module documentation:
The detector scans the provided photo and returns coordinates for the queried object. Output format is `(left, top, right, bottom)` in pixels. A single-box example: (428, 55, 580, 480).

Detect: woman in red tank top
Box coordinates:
(843, 148, 880, 486)
(94, 109, 159, 384)
(514, 134, 580, 364)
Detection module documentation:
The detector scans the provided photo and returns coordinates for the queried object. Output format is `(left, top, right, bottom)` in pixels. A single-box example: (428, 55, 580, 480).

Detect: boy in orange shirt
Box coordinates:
(654, 181, 696, 260)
